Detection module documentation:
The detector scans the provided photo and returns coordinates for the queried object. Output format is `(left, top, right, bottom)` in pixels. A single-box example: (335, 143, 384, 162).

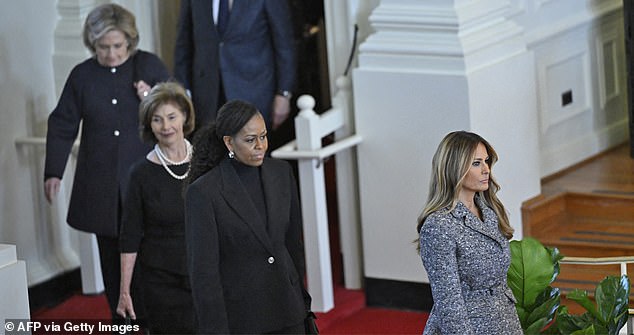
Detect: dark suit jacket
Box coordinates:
(174, 0, 296, 128)
(45, 51, 169, 237)
(185, 158, 309, 334)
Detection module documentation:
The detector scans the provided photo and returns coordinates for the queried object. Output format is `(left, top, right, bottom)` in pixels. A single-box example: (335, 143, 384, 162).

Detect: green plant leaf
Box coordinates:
(509, 238, 556, 306)
(526, 286, 560, 327)
(555, 311, 594, 334)
(570, 325, 596, 335)
(548, 246, 563, 283)
(567, 289, 599, 320)
(595, 275, 630, 334)
(525, 317, 550, 334)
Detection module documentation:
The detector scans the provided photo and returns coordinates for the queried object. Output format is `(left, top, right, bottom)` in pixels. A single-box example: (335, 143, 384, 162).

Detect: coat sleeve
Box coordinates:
(173, 0, 194, 90)
(264, 0, 296, 92)
(420, 214, 474, 334)
(185, 179, 230, 334)
(138, 51, 170, 85)
(284, 164, 310, 311)
(44, 68, 82, 180)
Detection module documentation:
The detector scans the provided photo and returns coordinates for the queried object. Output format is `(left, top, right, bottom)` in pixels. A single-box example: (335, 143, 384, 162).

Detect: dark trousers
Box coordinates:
(96, 235, 146, 325)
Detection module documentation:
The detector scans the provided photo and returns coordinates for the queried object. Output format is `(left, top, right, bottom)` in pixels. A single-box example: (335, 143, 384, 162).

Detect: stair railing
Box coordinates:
(560, 256, 634, 334)
(272, 76, 362, 313)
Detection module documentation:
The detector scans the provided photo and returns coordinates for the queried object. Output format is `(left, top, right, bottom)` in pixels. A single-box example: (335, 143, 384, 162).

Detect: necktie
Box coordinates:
(217, 0, 230, 38)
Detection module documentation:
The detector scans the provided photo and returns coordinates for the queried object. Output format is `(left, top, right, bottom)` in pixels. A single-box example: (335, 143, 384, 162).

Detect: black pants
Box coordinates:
(96, 235, 146, 325)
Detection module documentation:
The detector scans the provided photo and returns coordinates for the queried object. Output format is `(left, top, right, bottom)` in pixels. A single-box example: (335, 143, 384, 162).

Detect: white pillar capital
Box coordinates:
(359, 0, 525, 74)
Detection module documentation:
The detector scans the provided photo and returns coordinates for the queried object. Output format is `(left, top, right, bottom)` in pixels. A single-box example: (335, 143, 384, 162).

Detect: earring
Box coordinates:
(228, 151, 235, 159)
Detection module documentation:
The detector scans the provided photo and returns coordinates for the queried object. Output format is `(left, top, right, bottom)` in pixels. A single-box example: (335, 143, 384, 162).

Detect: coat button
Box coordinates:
(112, 98, 118, 105)
(268, 256, 275, 264)
(111, 68, 116, 73)
(114, 130, 120, 136)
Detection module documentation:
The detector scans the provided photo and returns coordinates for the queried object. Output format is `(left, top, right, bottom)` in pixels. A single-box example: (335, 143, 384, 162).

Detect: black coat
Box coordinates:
(44, 51, 169, 237)
(185, 158, 310, 334)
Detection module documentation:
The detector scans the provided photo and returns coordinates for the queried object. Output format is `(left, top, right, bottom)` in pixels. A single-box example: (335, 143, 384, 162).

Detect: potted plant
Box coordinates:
(507, 237, 631, 335)
(508, 237, 562, 333)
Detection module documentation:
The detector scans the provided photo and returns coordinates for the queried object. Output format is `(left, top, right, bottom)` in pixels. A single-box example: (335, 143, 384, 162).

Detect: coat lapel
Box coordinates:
(453, 196, 506, 247)
(219, 159, 274, 253)
(221, 0, 245, 39)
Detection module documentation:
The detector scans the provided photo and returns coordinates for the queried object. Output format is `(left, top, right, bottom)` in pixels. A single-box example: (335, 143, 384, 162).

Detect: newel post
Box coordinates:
(294, 95, 335, 312)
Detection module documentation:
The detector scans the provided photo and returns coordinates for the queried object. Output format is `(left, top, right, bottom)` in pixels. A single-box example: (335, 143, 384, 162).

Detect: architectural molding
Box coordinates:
(526, 0, 622, 46)
(358, 0, 525, 74)
(53, 0, 97, 96)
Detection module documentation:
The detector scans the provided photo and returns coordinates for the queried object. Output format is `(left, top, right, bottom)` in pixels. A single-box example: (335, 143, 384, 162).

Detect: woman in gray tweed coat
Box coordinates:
(416, 131, 522, 335)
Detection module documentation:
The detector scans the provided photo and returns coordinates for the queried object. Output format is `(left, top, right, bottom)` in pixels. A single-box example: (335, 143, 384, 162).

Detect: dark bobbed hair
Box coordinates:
(138, 81, 195, 143)
(185, 100, 261, 185)
(83, 3, 139, 55)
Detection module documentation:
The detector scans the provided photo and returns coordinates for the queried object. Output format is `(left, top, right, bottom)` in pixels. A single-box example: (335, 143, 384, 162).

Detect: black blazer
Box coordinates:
(185, 158, 309, 334)
(174, 0, 296, 127)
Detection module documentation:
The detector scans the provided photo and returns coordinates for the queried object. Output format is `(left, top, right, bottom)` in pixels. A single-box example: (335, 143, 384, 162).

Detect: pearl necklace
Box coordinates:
(154, 139, 192, 180)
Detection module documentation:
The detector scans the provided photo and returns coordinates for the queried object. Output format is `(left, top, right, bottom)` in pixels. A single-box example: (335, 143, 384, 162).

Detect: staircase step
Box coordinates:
(522, 191, 634, 307)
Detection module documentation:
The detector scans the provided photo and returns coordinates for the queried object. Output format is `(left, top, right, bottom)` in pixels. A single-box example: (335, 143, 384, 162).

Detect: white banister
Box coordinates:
(14, 136, 104, 294)
(271, 76, 363, 312)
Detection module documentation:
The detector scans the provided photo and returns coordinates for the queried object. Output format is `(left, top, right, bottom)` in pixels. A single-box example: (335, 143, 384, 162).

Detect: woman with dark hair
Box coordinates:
(116, 82, 195, 334)
(184, 100, 312, 334)
(43, 3, 169, 322)
(416, 131, 521, 335)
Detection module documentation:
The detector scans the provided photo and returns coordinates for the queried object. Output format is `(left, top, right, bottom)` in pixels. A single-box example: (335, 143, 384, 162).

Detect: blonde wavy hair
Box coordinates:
(416, 131, 513, 246)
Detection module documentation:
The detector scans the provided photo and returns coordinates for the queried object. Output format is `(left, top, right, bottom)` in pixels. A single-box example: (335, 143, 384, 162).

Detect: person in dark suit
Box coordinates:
(173, 0, 296, 131)
(416, 131, 522, 335)
(116, 82, 195, 334)
(43, 3, 170, 323)
(184, 100, 312, 334)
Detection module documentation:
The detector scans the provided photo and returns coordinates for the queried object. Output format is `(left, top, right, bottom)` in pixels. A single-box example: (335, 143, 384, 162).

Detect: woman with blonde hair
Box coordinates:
(416, 131, 521, 335)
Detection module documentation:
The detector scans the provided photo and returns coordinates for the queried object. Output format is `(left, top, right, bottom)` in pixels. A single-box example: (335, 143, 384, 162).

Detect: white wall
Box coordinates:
(353, 71, 470, 282)
(351, 0, 626, 285)
(1, 0, 61, 286)
(1, 0, 163, 287)
(516, 0, 628, 175)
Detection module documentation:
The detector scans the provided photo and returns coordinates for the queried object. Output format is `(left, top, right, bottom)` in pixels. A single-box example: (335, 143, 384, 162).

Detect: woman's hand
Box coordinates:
(44, 177, 61, 204)
(134, 80, 151, 100)
(116, 291, 136, 320)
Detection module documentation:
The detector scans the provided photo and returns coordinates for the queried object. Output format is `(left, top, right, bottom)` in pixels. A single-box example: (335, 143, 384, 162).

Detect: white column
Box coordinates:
(332, 77, 363, 290)
(353, 0, 541, 284)
(53, 0, 97, 96)
(51, 0, 105, 294)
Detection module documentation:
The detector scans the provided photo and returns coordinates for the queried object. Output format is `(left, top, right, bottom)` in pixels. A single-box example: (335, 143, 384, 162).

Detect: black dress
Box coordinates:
(120, 158, 194, 334)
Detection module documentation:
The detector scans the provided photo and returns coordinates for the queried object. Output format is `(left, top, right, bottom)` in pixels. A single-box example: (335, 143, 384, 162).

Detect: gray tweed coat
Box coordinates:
(419, 195, 522, 335)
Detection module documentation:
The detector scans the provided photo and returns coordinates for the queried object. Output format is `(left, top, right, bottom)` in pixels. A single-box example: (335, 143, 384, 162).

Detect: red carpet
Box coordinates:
(320, 308, 426, 334)
(31, 293, 110, 319)
(32, 287, 428, 334)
